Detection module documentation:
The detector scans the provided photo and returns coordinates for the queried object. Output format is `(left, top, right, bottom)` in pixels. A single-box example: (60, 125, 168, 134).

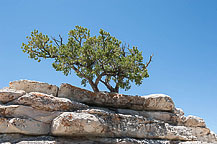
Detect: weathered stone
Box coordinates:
(0, 134, 56, 144)
(116, 108, 180, 124)
(179, 142, 215, 144)
(52, 110, 195, 141)
(0, 118, 50, 135)
(16, 141, 56, 144)
(58, 83, 175, 111)
(193, 129, 217, 143)
(51, 112, 105, 136)
(0, 89, 25, 104)
(184, 115, 206, 127)
(174, 108, 184, 116)
(12, 92, 88, 112)
(9, 80, 58, 96)
(0, 80, 216, 144)
(0, 135, 215, 144)
(0, 105, 61, 123)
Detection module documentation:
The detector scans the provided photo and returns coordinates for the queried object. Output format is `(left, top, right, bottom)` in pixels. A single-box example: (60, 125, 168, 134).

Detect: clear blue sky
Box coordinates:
(0, 0, 217, 133)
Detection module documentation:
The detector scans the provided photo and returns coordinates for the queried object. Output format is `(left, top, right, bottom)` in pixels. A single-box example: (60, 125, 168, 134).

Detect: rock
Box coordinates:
(116, 108, 179, 124)
(174, 108, 184, 116)
(16, 141, 56, 144)
(184, 115, 206, 127)
(12, 92, 88, 112)
(193, 129, 217, 143)
(52, 110, 195, 141)
(0, 118, 50, 135)
(0, 135, 214, 144)
(51, 112, 105, 136)
(0, 80, 216, 144)
(0, 105, 61, 123)
(58, 83, 175, 111)
(9, 80, 58, 96)
(0, 134, 56, 144)
(0, 89, 25, 104)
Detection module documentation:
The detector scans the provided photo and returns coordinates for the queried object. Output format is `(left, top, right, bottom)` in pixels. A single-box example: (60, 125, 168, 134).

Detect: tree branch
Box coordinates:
(70, 64, 99, 92)
(95, 72, 106, 86)
(145, 54, 153, 68)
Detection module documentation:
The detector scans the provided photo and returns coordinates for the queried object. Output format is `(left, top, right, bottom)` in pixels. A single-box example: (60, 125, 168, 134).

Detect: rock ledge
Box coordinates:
(0, 80, 215, 144)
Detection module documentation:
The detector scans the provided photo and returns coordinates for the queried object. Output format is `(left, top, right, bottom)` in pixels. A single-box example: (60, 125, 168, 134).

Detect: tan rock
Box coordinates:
(0, 89, 25, 104)
(184, 115, 206, 127)
(13, 92, 88, 112)
(9, 80, 58, 96)
(58, 83, 175, 111)
(174, 108, 184, 116)
(0, 105, 61, 123)
(51, 112, 105, 136)
(116, 108, 179, 124)
(0, 118, 50, 135)
(52, 110, 195, 141)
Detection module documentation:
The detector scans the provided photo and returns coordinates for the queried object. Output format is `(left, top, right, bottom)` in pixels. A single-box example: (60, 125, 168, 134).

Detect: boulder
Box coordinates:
(0, 88, 25, 104)
(51, 112, 105, 137)
(184, 115, 206, 127)
(0, 118, 50, 135)
(12, 92, 88, 112)
(0, 105, 61, 123)
(9, 80, 58, 96)
(58, 83, 175, 111)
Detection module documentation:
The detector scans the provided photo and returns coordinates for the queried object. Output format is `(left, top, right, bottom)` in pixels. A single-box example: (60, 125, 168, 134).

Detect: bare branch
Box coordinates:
(51, 37, 60, 47)
(145, 54, 153, 68)
(59, 35, 63, 45)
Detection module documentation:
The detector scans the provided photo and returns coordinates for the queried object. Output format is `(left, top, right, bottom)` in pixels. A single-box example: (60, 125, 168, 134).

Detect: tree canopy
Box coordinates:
(21, 26, 152, 93)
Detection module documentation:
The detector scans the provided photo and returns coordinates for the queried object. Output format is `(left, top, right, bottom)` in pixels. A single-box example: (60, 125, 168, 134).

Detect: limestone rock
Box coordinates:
(12, 92, 88, 112)
(0, 105, 61, 123)
(0, 89, 25, 104)
(52, 110, 195, 141)
(0, 134, 56, 144)
(9, 80, 58, 96)
(0, 80, 216, 144)
(174, 108, 184, 116)
(184, 115, 206, 127)
(58, 83, 175, 111)
(116, 108, 180, 124)
(51, 112, 105, 136)
(0, 118, 50, 135)
(0, 135, 215, 144)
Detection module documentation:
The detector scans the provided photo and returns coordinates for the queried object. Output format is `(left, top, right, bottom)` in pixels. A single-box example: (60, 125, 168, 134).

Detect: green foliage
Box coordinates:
(22, 26, 152, 93)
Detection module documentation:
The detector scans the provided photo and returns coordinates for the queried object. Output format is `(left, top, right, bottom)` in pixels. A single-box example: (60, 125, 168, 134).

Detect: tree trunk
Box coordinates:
(89, 81, 100, 92)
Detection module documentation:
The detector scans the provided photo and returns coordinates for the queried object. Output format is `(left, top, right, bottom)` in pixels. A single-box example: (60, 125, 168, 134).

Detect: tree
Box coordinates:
(21, 26, 153, 93)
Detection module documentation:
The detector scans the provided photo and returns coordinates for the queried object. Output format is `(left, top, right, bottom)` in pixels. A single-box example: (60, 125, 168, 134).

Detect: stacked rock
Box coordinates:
(0, 80, 216, 144)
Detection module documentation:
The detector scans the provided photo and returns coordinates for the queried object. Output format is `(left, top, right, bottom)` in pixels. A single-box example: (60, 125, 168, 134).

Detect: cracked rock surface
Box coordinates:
(0, 80, 216, 144)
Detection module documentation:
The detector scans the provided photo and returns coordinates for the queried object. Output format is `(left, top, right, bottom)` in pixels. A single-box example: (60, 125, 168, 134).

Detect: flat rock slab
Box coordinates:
(51, 110, 195, 141)
(0, 117, 50, 135)
(9, 80, 58, 96)
(0, 105, 61, 123)
(0, 136, 215, 144)
(0, 89, 25, 104)
(58, 83, 175, 111)
(116, 108, 180, 125)
(184, 115, 206, 127)
(13, 92, 88, 112)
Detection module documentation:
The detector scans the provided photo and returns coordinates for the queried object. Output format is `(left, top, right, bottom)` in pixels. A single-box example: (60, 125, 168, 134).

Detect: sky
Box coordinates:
(0, 0, 217, 133)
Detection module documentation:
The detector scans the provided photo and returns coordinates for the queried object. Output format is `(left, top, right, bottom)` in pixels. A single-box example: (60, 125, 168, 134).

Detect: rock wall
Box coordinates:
(0, 79, 216, 144)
